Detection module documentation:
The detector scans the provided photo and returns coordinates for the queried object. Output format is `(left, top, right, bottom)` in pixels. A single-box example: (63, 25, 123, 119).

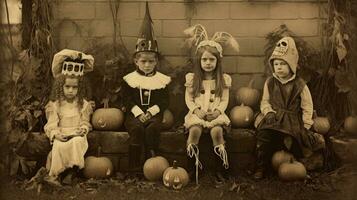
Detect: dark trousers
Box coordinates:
(124, 114, 162, 154)
(256, 129, 303, 169)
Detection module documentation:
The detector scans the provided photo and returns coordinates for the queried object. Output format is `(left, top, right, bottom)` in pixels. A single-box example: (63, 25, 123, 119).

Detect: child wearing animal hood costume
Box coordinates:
(254, 37, 325, 179)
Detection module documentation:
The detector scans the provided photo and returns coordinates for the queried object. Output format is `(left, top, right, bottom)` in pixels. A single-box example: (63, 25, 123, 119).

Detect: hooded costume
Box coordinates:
(255, 37, 325, 171)
(120, 2, 171, 171)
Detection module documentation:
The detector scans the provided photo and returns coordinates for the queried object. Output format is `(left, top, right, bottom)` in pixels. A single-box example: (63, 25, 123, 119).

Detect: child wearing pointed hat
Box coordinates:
(44, 49, 94, 185)
(120, 2, 171, 172)
(253, 37, 325, 179)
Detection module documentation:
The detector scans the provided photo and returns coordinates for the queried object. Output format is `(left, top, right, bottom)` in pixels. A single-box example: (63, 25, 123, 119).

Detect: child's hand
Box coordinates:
(138, 113, 147, 123)
(265, 112, 276, 125)
(54, 134, 68, 142)
(206, 110, 221, 122)
(76, 128, 87, 136)
(145, 112, 152, 121)
(194, 108, 206, 120)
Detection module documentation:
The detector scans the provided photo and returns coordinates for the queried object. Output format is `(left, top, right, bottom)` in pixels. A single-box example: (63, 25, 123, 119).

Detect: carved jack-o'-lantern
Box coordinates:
(163, 160, 189, 190)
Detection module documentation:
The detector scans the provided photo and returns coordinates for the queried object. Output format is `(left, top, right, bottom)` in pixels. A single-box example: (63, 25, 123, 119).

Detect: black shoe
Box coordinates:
(253, 167, 265, 180)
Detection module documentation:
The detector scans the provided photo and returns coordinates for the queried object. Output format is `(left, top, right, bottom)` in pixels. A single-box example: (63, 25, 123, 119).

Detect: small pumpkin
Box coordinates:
(278, 159, 307, 181)
(83, 146, 113, 179)
(92, 98, 124, 131)
(162, 109, 174, 130)
(163, 160, 189, 190)
(229, 104, 254, 128)
(344, 115, 357, 134)
(235, 78, 260, 107)
(143, 156, 169, 181)
(312, 111, 330, 135)
(271, 150, 294, 171)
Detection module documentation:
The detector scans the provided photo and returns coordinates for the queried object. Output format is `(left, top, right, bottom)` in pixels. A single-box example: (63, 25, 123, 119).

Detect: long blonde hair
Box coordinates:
(192, 45, 225, 98)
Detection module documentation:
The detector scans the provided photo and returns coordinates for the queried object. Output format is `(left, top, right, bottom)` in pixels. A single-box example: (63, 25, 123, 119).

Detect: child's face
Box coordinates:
(63, 77, 79, 101)
(200, 50, 217, 73)
(135, 52, 157, 74)
(273, 59, 292, 80)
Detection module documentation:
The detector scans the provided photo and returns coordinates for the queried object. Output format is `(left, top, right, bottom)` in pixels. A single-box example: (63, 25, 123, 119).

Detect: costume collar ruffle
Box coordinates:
(124, 71, 171, 90)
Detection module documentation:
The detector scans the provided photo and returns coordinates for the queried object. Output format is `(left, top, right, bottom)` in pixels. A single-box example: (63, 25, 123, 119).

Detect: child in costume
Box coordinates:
(44, 49, 94, 185)
(183, 24, 239, 184)
(254, 37, 325, 179)
(121, 2, 171, 171)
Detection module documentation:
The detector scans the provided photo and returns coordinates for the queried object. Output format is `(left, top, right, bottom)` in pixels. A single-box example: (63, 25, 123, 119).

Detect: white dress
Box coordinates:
(44, 99, 93, 176)
(184, 73, 231, 129)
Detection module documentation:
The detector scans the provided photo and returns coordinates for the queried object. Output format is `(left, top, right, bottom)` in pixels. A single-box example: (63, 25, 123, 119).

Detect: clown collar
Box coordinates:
(123, 71, 171, 90)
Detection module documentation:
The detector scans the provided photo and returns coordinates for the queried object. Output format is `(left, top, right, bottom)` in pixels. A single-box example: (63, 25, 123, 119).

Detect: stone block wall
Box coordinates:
(52, 0, 326, 92)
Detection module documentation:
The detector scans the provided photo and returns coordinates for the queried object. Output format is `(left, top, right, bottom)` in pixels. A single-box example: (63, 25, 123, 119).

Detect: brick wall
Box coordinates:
(53, 0, 326, 91)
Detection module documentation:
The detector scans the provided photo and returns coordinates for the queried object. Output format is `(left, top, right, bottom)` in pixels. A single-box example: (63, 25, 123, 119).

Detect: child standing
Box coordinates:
(121, 2, 171, 171)
(254, 37, 325, 179)
(44, 49, 94, 185)
(183, 24, 239, 184)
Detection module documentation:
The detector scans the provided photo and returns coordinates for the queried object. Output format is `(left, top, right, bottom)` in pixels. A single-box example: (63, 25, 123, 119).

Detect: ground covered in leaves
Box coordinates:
(1, 163, 356, 200)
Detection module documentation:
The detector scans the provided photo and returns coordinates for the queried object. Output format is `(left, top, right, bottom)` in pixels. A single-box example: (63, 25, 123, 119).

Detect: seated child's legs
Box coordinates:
(210, 126, 224, 146)
(144, 116, 162, 157)
(187, 125, 203, 145)
(125, 115, 145, 145)
(255, 129, 285, 179)
(210, 126, 229, 173)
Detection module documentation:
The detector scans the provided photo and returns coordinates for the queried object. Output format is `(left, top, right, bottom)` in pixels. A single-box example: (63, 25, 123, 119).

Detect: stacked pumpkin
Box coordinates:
(91, 98, 124, 131)
(312, 110, 330, 135)
(230, 79, 260, 128)
(272, 151, 307, 181)
(83, 146, 114, 179)
(84, 98, 123, 179)
(343, 113, 357, 135)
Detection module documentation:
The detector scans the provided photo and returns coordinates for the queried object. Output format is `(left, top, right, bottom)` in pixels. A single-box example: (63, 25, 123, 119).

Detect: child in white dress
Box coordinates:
(183, 24, 239, 184)
(44, 49, 94, 185)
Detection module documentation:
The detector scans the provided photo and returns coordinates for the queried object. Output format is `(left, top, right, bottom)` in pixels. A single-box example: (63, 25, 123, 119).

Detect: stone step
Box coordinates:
(331, 136, 357, 164)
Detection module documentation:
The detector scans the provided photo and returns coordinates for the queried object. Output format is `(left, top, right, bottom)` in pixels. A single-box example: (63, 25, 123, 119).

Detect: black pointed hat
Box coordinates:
(135, 2, 158, 54)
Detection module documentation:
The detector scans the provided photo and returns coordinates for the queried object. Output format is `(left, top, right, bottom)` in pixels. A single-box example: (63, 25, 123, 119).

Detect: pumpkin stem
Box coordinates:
(102, 98, 110, 109)
(97, 146, 102, 157)
(240, 103, 245, 107)
(289, 157, 294, 163)
(247, 78, 255, 88)
(313, 110, 317, 119)
(173, 160, 178, 169)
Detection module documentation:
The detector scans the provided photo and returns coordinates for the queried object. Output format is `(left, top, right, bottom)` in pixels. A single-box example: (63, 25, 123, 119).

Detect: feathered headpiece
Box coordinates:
(183, 24, 239, 57)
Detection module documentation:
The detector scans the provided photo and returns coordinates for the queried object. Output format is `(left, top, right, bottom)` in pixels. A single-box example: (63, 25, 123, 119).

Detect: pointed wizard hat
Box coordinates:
(135, 2, 158, 54)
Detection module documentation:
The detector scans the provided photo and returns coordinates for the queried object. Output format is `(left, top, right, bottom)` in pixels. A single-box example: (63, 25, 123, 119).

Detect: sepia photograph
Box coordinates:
(0, 0, 356, 199)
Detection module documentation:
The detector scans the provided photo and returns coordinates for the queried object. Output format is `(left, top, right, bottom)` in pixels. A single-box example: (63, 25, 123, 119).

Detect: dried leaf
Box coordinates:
(284, 136, 293, 150)
(34, 110, 42, 118)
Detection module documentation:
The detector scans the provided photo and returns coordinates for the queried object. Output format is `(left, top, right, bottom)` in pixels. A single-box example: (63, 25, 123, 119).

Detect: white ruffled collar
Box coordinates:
(124, 71, 171, 90)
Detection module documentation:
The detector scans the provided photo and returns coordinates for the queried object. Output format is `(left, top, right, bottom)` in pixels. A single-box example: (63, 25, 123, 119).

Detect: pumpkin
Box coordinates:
(83, 146, 113, 179)
(92, 99, 124, 131)
(271, 150, 294, 171)
(312, 111, 330, 135)
(235, 78, 260, 107)
(162, 109, 174, 130)
(143, 156, 169, 181)
(278, 159, 307, 181)
(163, 160, 189, 190)
(229, 104, 254, 128)
(344, 115, 357, 134)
